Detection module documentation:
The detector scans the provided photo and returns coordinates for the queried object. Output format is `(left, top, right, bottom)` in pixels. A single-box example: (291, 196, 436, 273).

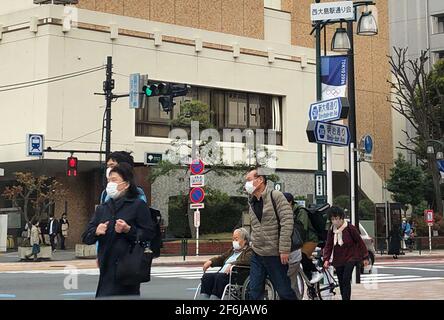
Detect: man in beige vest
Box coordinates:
(245, 168, 297, 300)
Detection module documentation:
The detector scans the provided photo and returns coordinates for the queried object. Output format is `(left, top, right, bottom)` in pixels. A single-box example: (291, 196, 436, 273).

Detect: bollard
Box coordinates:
(181, 239, 188, 261)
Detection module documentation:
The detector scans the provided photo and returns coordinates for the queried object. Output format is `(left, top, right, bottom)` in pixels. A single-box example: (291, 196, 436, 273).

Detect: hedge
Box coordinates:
(167, 194, 248, 238)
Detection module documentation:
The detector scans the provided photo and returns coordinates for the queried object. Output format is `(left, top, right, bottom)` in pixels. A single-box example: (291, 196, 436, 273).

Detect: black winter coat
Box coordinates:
(82, 196, 156, 298)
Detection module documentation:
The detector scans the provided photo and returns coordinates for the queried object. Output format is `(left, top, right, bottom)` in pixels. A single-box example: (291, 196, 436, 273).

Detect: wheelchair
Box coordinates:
(194, 265, 279, 300)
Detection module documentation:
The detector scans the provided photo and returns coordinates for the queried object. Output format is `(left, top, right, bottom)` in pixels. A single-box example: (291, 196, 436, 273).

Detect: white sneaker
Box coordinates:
(310, 271, 323, 284)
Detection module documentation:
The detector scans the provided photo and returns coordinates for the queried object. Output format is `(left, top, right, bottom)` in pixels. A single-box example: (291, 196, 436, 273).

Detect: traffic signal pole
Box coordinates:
(104, 56, 113, 160)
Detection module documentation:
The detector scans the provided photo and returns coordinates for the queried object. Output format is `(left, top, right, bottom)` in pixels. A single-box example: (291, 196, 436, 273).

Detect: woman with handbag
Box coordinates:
(82, 162, 156, 298)
(25, 218, 41, 262)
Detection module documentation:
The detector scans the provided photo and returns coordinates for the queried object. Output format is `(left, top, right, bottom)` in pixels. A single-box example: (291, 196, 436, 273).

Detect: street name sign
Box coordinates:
(309, 97, 349, 122)
(311, 1, 354, 22)
(306, 121, 350, 147)
(129, 73, 140, 109)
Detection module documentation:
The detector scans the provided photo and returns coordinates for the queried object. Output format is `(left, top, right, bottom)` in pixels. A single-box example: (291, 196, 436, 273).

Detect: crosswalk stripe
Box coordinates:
(360, 277, 444, 283)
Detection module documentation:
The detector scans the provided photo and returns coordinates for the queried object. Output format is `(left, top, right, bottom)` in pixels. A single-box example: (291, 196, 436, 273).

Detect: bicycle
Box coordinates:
(293, 249, 339, 300)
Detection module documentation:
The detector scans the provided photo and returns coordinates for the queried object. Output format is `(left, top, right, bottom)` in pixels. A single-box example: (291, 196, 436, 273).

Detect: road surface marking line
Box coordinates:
(360, 277, 444, 283)
(61, 292, 96, 296)
(376, 266, 444, 272)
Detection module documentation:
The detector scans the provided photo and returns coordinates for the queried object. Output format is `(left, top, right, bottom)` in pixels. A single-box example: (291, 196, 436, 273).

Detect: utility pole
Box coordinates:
(104, 56, 114, 160)
(315, 0, 326, 206)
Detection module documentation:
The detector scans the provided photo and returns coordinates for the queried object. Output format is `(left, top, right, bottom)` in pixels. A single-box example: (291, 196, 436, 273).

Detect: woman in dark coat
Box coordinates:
(388, 227, 402, 259)
(323, 206, 368, 300)
(82, 163, 156, 298)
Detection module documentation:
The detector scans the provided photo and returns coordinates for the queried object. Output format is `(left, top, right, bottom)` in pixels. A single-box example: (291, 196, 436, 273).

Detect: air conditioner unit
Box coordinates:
(34, 0, 79, 5)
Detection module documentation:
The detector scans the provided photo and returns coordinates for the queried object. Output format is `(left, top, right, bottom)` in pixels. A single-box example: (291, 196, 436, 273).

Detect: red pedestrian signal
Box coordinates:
(67, 156, 78, 176)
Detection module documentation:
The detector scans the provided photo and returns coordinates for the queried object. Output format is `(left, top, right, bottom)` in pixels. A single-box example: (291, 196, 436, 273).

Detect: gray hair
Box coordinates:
(234, 227, 250, 244)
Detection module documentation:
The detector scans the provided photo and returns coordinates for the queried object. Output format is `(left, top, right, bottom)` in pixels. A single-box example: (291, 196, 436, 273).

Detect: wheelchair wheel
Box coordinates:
(241, 276, 279, 300)
(294, 271, 305, 300)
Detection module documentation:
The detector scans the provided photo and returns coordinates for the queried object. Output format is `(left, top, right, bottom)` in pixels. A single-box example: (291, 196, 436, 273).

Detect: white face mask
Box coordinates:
(106, 167, 112, 179)
(245, 181, 256, 194)
(232, 241, 241, 250)
(106, 182, 126, 199)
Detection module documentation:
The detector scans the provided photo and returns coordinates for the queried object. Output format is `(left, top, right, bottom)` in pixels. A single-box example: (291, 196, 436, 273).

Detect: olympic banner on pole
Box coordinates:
(321, 55, 348, 100)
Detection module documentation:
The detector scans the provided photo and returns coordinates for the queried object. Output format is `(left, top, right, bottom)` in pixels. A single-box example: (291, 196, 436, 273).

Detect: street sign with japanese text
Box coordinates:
(306, 121, 350, 147)
(129, 73, 140, 109)
(194, 210, 200, 228)
(315, 172, 326, 198)
(309, 97, 349, 122)
(311, 1, 354, 22)
(190, 175, 205, 187)
(190, 203, 205, 209)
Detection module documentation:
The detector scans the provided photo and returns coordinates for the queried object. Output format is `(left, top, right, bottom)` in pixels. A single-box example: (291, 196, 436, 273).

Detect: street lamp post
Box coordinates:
(317, 0, 378, 284)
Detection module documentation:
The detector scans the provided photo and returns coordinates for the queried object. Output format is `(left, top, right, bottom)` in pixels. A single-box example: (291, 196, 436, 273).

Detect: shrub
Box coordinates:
(167, 191, 248, 238)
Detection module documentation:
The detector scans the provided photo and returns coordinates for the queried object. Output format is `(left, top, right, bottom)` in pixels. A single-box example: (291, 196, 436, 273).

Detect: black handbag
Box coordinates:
(116, 237, 153, 286)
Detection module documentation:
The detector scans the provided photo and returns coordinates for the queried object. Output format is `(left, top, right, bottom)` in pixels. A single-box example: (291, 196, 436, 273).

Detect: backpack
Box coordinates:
(270, 191, 304, 251)
(305, 204, 330, 245)
(148, 207, 163, 259)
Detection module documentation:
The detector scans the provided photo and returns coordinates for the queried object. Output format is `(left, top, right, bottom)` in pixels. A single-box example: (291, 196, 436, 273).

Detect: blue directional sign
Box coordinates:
(129, 73, 140, 109)
(26, 134, 44, 156)
(363, 135, 373, 154)
(306, 121, 350, 147)
(309, 97, 349, 122)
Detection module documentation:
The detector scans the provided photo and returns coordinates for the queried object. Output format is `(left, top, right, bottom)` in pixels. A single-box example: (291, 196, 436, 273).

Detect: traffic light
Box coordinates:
(141, 81, 190, 114)
(159, 96, 175, 113)
(142, 82, 172, 97)
(67, 156, 78, 177)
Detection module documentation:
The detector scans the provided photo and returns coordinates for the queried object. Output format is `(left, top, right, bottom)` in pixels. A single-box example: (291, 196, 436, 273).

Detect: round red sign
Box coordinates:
(190, 187, 205, 203)
(190, 159, 205, 175)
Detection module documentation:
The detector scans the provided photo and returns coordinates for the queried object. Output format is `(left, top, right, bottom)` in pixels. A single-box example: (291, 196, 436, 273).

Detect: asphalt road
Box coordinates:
(0, 262, 443, 300)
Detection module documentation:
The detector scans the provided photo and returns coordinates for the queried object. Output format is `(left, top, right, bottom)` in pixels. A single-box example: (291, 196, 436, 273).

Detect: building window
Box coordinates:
(433, 51, 444, 64)
(135, 86, 282, 145)
(432, 14, 444, 34)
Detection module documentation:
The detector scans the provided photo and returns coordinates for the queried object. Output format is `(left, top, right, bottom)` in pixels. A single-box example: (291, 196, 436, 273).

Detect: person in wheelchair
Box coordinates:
(199, 228, 253, 300)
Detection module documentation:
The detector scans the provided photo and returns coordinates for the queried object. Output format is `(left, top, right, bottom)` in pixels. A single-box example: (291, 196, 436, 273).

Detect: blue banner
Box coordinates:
(438, 160, 444, 173)
(321, 55, 348, 100)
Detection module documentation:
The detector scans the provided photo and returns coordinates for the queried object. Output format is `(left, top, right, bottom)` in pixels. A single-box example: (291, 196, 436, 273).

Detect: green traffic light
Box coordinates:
(144, 86, 153, 96)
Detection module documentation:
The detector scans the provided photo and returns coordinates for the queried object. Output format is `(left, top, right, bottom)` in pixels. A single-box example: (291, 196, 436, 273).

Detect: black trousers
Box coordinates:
(49, 234, 57, 251)
(301, 253, 317, 280)
(201, 273, 229, 299)
(335, 262, 355, 300)
(60, 234, 66, 250)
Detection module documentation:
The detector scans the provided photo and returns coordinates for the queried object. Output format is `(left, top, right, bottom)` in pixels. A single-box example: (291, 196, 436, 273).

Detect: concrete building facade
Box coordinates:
(0, 0, 393, 246)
